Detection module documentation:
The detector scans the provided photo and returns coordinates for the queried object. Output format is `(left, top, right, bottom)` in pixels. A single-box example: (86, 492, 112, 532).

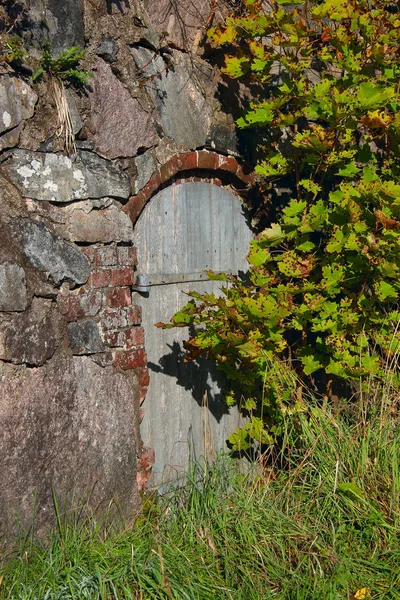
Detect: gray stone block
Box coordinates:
(131, 48, 211, 150)
(3, 149, 131, 203)
(16, 218, 90, 285)
(0, 75, 37, 135)
(68, 320, 105, 354)
(0, 263, 29, 312)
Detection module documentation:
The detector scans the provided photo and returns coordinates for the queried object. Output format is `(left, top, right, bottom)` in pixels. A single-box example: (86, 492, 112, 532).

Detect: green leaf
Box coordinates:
(337, 482, 364, 500)
(247, 244, 270, 267)
(301, 355, 322, 375)
(357, 82, 394, 109)
(259, 223, 285, 245)
(337, 162, 361, 178)
(228, 427, 250, 451)
(375, 280, 398, 301)
(283, 199, 307, 217)
(206, 271, 229, 281)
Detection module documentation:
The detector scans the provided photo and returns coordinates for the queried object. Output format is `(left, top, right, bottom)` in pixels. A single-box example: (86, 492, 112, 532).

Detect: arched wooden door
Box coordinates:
(133, 182, 253, 485)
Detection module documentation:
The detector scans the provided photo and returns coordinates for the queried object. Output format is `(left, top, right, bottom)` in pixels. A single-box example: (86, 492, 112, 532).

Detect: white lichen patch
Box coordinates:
(16, 165, 35, 179)
(73, 169, 85, 183)
(30, 159, 41, 171)
(2, 111, 11, 128)
(43, 180, 58, 192)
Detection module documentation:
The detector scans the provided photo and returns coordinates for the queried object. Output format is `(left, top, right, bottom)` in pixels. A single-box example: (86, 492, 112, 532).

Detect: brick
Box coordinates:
(137, 366, 150, 388)
(103, 287, 132, 308)
(197, 151, 218, 170)
(113, 348, 147, 370)
(160, 159, 177, 183)
(123, 191, 147, 224)
(104, 326, 144, 348)
(126, 305, 141, 325)
(117, 246, 137, 266)
(142, 174, 161, 198)
(88, 269, 113, 288)
(112, 267, 135, 286)
(138, 447, 155, 471)
(94, 246, 118, 267)
(101, 305, 141, 330)
(235, 164, 255, 186)
(179, 152, 197, 172)
(217, 154, 238, 173)
(101, 308, 128, 330)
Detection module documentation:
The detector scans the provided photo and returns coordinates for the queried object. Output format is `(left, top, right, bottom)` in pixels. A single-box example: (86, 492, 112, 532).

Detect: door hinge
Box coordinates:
(133, 272, 210, 294)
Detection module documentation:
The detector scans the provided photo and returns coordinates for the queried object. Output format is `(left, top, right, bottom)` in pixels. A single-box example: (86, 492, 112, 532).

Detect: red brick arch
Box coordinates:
(123, 150, 256, 225)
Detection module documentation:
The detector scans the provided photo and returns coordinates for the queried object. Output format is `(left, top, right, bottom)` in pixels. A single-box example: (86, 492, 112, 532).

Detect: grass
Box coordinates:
(1, 395, 400, 599)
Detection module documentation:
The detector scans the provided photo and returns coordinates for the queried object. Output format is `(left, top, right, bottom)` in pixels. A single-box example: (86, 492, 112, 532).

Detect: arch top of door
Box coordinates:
(123, 150, 257, 227)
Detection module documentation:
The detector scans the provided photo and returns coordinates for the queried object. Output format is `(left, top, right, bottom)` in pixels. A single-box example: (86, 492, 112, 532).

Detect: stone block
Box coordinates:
(142, 0, 227, 50)
(0, 263, 29, 312)
(0, 354, 140, 535)
(90, 59, 158, 160)
(58, 291, 102, 321)
(0, 75, 37, 135)
(132, 152, 156, 194)
(68, 320, 105, 354)
(60, 203, 134, 244)
(96, 38, 118, 63)
(206, 124, 238, 155)
(3, 149, 131, 203)
(131, 48, 211, 149)
(16, 218, 90, 285)
(0, 298, 59, 366)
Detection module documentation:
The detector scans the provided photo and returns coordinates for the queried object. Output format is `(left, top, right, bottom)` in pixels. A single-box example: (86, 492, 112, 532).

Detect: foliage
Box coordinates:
(32, 42, 93, 86)
(1, 399, 400, 599)
(162, 0, 400, 448)
(0, 1, 28, 67)
(0, 34, 26, 65)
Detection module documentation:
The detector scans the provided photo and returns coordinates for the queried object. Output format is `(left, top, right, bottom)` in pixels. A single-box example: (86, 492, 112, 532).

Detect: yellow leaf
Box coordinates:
(354, 588, 371, 599)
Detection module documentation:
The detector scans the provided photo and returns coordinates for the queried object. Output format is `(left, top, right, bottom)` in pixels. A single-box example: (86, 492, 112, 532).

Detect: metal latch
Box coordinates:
(133, 272, 210, 294)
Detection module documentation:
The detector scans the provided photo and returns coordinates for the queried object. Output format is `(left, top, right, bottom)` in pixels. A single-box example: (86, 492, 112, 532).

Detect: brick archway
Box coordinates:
(123, 151, 256, 225)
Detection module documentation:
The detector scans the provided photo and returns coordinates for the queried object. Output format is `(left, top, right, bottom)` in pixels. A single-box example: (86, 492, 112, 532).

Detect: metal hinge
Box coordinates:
(133, 272, 209, 294)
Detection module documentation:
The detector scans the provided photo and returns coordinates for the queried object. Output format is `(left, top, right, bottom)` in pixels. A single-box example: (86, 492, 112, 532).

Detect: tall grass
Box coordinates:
(1, 394, 399, 599)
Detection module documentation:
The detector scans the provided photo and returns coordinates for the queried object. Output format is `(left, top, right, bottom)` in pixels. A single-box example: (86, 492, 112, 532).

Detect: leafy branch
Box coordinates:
(162, 0, 400, 451)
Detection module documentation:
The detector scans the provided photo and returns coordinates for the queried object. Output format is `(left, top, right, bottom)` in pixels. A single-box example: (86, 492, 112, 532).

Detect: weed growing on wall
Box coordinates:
(161, 0, 400, 450)
(32, 42, 92, 87)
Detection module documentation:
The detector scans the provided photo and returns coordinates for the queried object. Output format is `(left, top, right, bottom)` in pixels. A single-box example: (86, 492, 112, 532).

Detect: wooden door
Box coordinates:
(133, 182, 253, 485)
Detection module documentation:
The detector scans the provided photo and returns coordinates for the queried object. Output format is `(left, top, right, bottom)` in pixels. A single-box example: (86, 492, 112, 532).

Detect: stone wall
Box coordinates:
(0, 0, 254, 534)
